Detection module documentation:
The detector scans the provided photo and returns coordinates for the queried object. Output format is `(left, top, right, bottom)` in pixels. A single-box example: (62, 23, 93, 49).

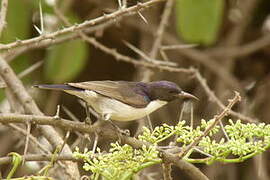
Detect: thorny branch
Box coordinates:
(0, 0, 269, 179)
(0, 0, 166, 51)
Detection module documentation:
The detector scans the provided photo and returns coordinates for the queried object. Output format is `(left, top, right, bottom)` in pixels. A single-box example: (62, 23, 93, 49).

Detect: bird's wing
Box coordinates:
(68, 81, 150, 108)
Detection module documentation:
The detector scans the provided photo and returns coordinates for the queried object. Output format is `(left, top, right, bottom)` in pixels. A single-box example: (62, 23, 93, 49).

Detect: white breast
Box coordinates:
(64, 90, 167, 121)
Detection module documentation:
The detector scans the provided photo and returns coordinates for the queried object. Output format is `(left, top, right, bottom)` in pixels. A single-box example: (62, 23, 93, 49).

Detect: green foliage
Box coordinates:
(44, 39, 88, 83)
(7, 152, 22, 179)
(0, 0, 32, 74)
(138, 124, 175, 144)
(1, 0, 32, 43)
(44, 12, 89, 83)
(0, 0, 33, 101)
(73, 143, 160, 180)
(175, 0, 224, 45)
(9, 176, 53, 180)
(74, 119, 270, 178)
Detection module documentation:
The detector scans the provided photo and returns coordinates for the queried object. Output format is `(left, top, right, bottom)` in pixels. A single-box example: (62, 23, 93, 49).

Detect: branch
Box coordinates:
(77, 36, 194, 74)
(193, 68, 257, 123)
(8, 124, 50, 154)
(0, 0, 166, 51)
(3, 19, 117, 62)
(162, 162, 173, 180)
(52, 1, 191, 75)
(0, 56, 41, 115)
(0, 113, 96, 134)
(127, 20, 243, 90)
(209, 33, 270, 59)
(149, 0, 174, 58)
(0, 56, 80, 178)
(225, 0, 259, 46)
(0, 154, 77, 165)
(141, 0, 174, 82)
(0, 113, 208, 180)
(121, 136, 209, 180)
(0, 0, 8, 37)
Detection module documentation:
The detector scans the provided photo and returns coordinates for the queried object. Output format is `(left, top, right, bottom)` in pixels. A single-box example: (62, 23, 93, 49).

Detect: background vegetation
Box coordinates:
(0, 0, 270, 179)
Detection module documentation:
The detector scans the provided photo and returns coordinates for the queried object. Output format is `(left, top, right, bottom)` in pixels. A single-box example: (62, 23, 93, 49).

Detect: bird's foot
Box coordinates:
(101, 113, 130, 136)
(108, 120, 130, 136)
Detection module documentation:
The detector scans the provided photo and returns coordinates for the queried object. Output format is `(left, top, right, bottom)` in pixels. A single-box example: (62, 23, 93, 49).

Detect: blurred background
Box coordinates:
(0, 0, 270, 179)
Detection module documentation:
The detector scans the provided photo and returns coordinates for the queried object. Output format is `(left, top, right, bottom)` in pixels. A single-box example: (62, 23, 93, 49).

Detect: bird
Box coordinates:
(34, 80, 198, 121)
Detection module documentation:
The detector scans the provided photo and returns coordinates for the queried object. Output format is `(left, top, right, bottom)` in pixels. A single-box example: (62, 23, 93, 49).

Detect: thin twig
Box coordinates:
(123, 40, 177, 66)
(0, 0, 8, 37)
(0, 113, 96, 134)
(53, 2, 192, 76)
(208, 33, 270, 59)
(62, 106, 80, 122)
(147, 115, 153, 132)
(92, 132, 99, 153)
(193, 147, 213, 158)
(149, 0, 174, 58)
(193, 68, 257, 122)
(190, 102, 194, 129)
(8, 124, 50, 154)
(3, 18, 118, 62)
(59, 131, 70, 154)
(0, 154, 78, 165)
(18, 61, 43, 78)
(76, 35, 194, 74)
(0, 56, 80, 178)
(162, 162, 173, 180)
(140, 0, 174, 83)
(178, 92, 241, 159)
(138, 11, 148, 24)
(218, 120, 230, 141)
(0, 0, 166, 51)
(22, 123, 31, 164)
(127, 20, 243, 90)
(161, 44, 198, 50)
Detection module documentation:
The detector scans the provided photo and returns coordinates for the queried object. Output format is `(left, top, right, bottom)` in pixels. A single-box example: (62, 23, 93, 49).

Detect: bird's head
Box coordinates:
(146, 81, 198, 102)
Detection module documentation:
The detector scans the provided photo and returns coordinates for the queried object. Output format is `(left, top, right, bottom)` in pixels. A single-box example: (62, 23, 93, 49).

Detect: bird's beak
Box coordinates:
(178, 91, 199, 101)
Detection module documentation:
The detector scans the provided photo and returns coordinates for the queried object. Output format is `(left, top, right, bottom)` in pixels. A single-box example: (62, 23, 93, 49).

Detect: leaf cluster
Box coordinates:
(74, 119, 270, 179)
(73, 143, 160, 180)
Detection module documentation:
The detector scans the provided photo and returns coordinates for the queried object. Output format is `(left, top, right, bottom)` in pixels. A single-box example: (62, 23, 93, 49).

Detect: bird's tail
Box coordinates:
(33, 84, 83, 91)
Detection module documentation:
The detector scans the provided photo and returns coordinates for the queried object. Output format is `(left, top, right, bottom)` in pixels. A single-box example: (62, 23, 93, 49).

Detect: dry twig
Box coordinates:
(178, 92, 241, 159)
(0, 0, 8, 37)
(0, 56, 80, 179)
(193, 68, 257, 123)
(0, 0, 166, 51)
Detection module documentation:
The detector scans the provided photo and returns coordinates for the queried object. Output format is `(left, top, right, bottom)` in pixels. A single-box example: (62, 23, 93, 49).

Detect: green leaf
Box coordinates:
(0, 0, 32, 74)
(7, 152, 22, 179)
(175, 0, 224, 45)
(0, 0, 32, 101)
(44, 10, 89, 83)
(44, 39, 88, 83)
(1, 0, 32, 43)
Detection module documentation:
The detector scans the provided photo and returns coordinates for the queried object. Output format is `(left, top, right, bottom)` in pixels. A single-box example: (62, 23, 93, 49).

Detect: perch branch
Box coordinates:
(0, 113, 208, 180)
